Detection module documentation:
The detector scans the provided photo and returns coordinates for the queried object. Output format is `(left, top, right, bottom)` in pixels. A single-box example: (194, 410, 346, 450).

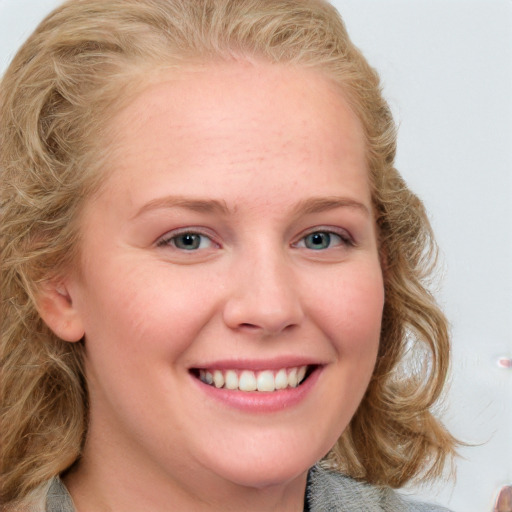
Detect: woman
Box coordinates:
(1, 1, 457, 510)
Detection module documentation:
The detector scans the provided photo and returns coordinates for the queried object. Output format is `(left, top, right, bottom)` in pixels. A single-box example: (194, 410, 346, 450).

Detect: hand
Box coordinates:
(495, 486, 512, 512)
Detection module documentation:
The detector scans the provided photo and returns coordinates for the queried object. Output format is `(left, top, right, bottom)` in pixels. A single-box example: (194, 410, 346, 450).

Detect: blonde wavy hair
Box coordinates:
(1, 0, 457, 507)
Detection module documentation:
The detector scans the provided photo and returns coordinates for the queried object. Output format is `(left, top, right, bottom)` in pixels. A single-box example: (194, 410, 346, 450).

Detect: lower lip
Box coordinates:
(192, 367, 323, 413)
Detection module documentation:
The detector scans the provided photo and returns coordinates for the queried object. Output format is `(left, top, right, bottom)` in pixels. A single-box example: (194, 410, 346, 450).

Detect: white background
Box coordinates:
(1, 1, 511, 511)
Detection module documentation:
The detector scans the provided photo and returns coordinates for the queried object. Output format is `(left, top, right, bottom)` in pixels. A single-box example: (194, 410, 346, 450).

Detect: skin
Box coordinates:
(41, 61, 384, 512)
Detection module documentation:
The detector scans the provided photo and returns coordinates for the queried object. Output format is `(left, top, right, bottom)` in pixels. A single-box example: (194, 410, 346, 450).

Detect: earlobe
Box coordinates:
(37, 281, 85, 342)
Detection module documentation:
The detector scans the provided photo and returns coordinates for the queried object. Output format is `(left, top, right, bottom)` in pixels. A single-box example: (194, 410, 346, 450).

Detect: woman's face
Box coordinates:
(63, 62, 384, 495)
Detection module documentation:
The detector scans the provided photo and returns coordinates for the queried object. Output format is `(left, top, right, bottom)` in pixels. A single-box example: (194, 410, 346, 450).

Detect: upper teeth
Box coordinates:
(198, 366, 308, 392)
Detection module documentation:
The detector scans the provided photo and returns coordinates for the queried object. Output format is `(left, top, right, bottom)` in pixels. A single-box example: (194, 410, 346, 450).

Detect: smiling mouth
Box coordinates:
(191, 366, 315, 392)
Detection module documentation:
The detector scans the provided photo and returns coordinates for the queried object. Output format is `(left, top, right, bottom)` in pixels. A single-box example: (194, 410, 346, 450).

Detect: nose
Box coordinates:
(222, 248, 304, 336)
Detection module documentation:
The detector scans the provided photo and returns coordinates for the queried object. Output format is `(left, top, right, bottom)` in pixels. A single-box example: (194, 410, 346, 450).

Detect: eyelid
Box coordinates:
(292, 226, 355, 247)
(156, 227, 220, 249)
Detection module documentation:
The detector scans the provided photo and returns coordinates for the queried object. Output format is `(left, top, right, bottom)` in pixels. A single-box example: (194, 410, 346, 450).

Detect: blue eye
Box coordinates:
(297, 231, 347, 250)
(158, 232, 214, 251)
(305, 232, 332, 250)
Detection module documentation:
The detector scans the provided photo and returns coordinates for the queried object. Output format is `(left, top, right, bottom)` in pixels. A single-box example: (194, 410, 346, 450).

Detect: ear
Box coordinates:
(37, 280, 85, 342)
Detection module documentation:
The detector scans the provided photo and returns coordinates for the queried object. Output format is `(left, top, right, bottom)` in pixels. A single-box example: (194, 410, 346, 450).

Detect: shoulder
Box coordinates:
(45, 477, 75, 512)
(44, 467, 451, 512)
(307, 465, 452, 512)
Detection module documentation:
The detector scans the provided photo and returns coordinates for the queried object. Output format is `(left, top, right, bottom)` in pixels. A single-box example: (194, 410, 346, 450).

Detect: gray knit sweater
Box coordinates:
(45, 465, 451, 511)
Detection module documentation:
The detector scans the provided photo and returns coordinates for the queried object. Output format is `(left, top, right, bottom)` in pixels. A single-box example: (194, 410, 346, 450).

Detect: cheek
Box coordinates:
(77, 262, 217, 359)
(313, 264, 384, 355)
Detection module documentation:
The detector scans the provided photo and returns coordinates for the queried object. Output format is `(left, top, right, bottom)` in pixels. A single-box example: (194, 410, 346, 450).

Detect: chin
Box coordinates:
(219, 464, 308, 490)
(198, 441, 322, 489)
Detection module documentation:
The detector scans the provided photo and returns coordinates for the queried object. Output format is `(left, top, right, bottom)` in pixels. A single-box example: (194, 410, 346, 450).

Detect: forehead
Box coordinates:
(109, 62, 364, 149)
(97, 61, 369, 207)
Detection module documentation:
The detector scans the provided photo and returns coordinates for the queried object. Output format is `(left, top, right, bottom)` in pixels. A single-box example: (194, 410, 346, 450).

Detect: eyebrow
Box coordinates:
(132, 194, 370, 219)
(132, 196, 231, 219)
(291, 196, 371, 217)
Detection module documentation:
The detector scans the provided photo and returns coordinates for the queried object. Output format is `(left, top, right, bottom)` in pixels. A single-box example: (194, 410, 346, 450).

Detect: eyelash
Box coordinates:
(156, 229, 218, 251)
(293, 228, 354, 251)
(156, 227, 354, 252)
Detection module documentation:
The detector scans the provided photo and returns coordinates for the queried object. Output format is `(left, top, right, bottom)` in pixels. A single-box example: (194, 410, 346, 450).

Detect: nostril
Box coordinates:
(236, 321, 299, 336)
(236, 322, 263, 334)
(240, 323, 258, 329)
(222, 278, 304, 334)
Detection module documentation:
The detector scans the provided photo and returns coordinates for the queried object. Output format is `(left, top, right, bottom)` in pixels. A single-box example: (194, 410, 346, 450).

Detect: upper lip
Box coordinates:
(189, 357, 323, 371)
